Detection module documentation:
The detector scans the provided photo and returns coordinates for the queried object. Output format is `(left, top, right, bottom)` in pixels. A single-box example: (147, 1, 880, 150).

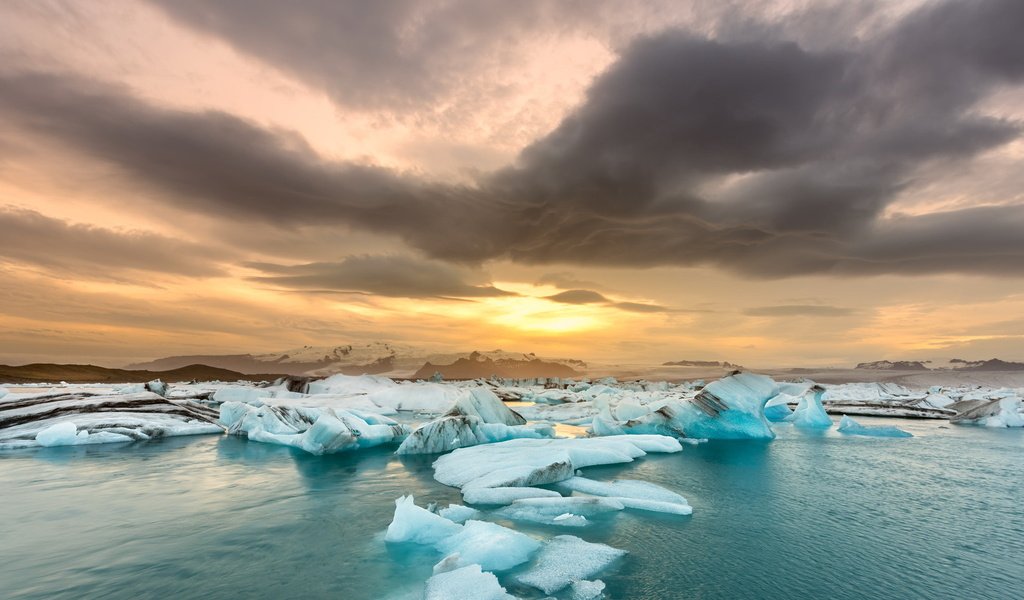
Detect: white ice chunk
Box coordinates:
(432, 436, 682, 502)
(423, 565, 515, 600)
(514, 535, 626, 594)
(462, 487, 562, 506)
(785, 386, 833, 429)
(556, 477, 686, 504)
(837, 415, 913, 437)
(438, 504, 479, 524)
(435, 520, 541, 572)
(36, 422, 80, 446)
(385, 495, 462, 545)
(571, 579, 606, 600)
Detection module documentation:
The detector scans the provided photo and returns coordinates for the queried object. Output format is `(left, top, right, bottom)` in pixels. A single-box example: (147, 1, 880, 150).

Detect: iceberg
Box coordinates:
(387, 496, 540, 572)
(785, 386, 833, 429)
(513, 535, 626, 594)
(949, 396, 1024, 428)
(435, 520, 541, 572)
(0, 391, 222, 450)
(220, 402, 409, 455)
(837, 416, 913, 438)
(423, 565, 515, 600)
(386, 495, 462, 545)
(432, 436, 682, 504)
(589, 372, 777, 440)
(396, 388, 549, 454)
(554, 477, 692, 515)
(462, 487, 562, 506)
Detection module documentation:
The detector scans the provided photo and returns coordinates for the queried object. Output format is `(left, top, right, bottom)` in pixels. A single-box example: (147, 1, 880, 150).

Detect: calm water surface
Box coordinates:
(1, 418, 1021, 599)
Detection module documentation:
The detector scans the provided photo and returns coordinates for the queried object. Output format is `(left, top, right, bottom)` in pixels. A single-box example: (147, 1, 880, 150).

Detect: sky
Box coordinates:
(1, 0, 1023, 368)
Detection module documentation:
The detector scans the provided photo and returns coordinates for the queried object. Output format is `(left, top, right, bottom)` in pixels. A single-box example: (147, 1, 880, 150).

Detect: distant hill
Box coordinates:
(854, 358, 1024, 372)
(662, 360, 741, 368)
(855, 360, 930, 371)
(130, 343, 587, 378)
(0, 363, 284, 384)
(412, 351, 582, 380)
(948, 358, 1024, 371)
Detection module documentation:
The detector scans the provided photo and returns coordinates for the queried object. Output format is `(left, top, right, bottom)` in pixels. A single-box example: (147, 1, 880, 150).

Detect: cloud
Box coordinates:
(744, 305, 855, 317)
(1, 0, 1022, 278)
(545, 288, 673, 313)
(546, 289, 608, 304)
(0, 207, 229, 278)
(246, 254, 513, 299)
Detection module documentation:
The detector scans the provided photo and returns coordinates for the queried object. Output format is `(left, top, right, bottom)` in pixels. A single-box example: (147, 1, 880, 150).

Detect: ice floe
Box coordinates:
(554, 477, 692, 514)
(513, 535, 627, 595)
(432, 435, 682, 504)
(837, 416, 913, 437)
(423, 564, 515, 600)
(219, 402, 409, 454)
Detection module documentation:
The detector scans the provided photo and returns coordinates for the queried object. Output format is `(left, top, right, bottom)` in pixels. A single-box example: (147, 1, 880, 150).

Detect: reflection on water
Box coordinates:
(1, 419, 1022, 599)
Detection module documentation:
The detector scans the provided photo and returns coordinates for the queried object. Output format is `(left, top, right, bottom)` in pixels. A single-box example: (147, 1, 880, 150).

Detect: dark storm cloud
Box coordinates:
(246, 255, 513, 299)
(744, 305, 855, 317)
(2, 0, 1023, 277)
(145, 0, 598, 110)
(0, 207, 228, 278)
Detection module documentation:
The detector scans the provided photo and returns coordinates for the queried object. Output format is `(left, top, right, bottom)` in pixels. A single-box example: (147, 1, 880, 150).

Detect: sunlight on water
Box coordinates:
(1, 419, 1021, 599)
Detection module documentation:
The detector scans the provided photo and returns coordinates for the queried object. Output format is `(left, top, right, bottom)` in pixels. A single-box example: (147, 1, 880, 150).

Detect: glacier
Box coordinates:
(0, 390, 222, 449)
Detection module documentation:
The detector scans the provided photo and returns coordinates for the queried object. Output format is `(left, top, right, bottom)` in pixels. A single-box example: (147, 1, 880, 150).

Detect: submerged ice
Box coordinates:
(837, 416, 913, 438)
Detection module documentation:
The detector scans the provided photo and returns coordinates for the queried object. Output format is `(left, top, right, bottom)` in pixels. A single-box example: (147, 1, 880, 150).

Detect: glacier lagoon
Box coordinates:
(1, 417, 1021, 599)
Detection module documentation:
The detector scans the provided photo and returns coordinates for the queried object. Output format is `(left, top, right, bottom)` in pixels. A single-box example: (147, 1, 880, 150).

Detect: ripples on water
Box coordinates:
(1, 418, 1021, 599)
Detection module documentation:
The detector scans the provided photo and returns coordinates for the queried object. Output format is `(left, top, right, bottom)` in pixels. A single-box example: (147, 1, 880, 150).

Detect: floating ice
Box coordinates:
(785, 386, 833, 429)
(837, 416, 913, 437)
(432, 436, 682, 504)
(500, 496, 625, 518)
(555, 477, 692, 514)
(1, 391, 222, 449)
(387, 497, 540, 573)
(950, 396, 1024, 428)
(385, 495, 462, 545)
(438, 504, 479, 524)
(589, 372, 777, 440)
(435, 520, 541, 572)
(571, 579, 606, 600)
(462, 487, 562, 506)
(220, 402, 409, 455)
(396, 388, 547, 454)
(513, 535, 627, 594)
(423, 564, 515, 600)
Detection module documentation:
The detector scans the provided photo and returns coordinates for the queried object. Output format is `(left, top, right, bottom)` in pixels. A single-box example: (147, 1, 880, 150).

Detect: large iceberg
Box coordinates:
(785, 385, 833, 429)
(590, 372, 777, 440)
(219, 402, 409, 455)
(396, 388, 552, 454)
(386, 496, 540, 572)
(432, 436, 683, 504)
(837, 416, 913, 438)
(0, 391, 222, 449)
(949, 396, 1024, 428)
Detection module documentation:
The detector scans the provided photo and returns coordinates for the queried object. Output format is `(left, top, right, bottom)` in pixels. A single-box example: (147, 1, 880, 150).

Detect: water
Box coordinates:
(1, 418, 1021, 599)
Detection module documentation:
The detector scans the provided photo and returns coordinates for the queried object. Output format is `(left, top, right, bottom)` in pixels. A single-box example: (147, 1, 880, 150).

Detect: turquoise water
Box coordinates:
(1, 418, 1021, 599)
